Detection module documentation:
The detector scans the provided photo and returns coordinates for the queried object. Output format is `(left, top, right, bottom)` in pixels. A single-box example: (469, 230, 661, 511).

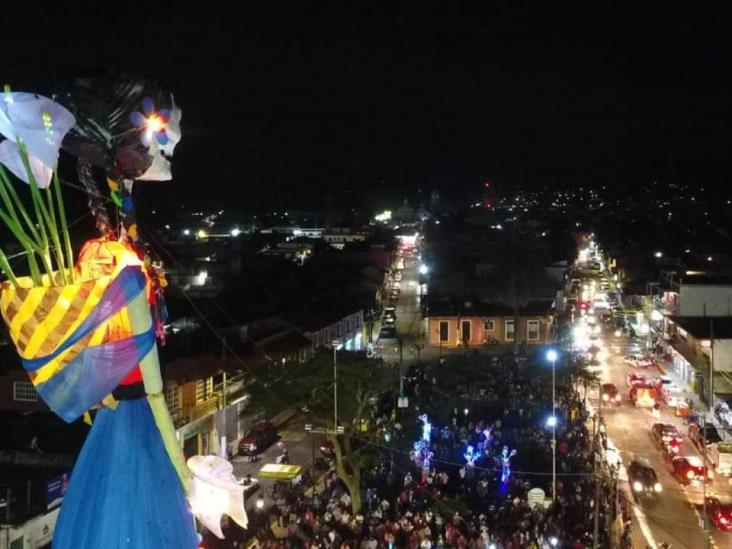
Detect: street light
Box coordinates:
(419, 264, 429, 275)
(546, 349, 558, 502)
(332, 339, 342, 430)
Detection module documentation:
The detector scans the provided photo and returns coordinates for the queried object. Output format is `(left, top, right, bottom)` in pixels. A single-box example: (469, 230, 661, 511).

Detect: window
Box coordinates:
(505, 320, 515, 341)
(205, 377, 214, 398)
(461, 320, 471, 343)
(484, 319, 495, 332)
(439, 321, 449, 342)
(196, 380, 206, 402)
(13, 381, 38, 402)
(166, 383, 180, 414)
(527, 320, 540, 341)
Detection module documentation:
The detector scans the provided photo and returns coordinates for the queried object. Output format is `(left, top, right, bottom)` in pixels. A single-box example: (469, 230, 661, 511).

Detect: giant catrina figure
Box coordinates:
(0, 75, 246, 549)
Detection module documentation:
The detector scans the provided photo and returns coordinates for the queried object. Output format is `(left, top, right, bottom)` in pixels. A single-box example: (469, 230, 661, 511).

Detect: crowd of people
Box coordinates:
(238, 355, 628, 548)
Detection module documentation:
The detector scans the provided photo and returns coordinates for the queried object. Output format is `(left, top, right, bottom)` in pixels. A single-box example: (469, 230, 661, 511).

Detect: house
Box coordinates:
(162, 337, 252, 460)
(286, 305, 365, 350)
(662, 316, 732, 404)
(426, 298, 555, 347)
(235, 316, 314, 364)
(657, 275, 732, 317)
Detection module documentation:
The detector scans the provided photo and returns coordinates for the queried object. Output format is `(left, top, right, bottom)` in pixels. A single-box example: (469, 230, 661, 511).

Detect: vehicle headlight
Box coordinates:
(654, 483, 662, 493)
(708, 470, 714, 479)
(615, 395, 621, 402)
(687, 470, 695, 479)
(633, 481, 643, 492)
(602, 394, 609, 401)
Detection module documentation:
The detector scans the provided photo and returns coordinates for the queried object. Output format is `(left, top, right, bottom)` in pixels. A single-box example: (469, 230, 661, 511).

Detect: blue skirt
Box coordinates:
(53, 398, 198, 549)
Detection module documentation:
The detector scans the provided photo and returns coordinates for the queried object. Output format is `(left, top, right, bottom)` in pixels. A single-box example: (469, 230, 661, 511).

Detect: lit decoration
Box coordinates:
(464, 445, 477, 468)
(130, 97, 172, 148)
(499, 445, 517, 484)
(418, 413, 432, 443)
(0, 91, 75, 186)
(188, 455, 248, 539)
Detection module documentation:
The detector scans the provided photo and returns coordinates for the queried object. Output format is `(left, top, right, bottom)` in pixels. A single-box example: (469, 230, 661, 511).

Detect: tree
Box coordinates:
(249, 350, 385, 513)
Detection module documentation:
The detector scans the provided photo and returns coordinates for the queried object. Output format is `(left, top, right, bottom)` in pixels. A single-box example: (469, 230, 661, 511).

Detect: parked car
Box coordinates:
(688, 423, 723, 450)
(661, 386, 689, 409)
(601, 383, 622, 405)
(627, 372, 648, 388)
(629, 385, 658, 407)
(624, 354, 653, 368)
(628, 458, 662, 501)
(238, 421, 278, 456)
(651, 423, 680, 448)
(707, 496, 732, 531)
(672, 455, 713, 485)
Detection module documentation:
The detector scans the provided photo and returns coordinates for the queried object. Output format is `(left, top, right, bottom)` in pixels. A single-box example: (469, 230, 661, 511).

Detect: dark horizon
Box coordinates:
(2, 3, 730, 209)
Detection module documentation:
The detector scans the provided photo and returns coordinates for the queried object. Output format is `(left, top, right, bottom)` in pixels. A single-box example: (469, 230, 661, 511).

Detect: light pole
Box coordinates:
(546, 349, 558, 502)
(332, 339, 341, 430)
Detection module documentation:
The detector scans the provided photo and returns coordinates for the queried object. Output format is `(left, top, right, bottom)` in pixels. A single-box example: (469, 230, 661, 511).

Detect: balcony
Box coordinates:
(170, 372, 250, 428)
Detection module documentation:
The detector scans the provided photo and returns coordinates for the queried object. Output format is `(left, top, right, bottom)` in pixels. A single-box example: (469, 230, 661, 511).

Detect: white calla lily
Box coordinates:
(0, 91, 75, 187)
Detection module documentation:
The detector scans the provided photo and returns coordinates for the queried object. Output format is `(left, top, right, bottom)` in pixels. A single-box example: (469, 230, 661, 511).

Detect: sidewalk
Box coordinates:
(653, 354, 709, 415)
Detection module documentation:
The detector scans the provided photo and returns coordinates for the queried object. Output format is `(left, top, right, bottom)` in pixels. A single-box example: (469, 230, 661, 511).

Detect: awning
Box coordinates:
(258, 463, 304, 480)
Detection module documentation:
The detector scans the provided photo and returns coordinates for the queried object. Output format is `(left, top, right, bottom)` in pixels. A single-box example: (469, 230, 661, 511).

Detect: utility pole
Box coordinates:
(220, 337, 228, 459)
(332, 339, 340, 430)
(702, 413, 711, 549)
(398, 338, 404, 396)
(710, 319, 715, 408)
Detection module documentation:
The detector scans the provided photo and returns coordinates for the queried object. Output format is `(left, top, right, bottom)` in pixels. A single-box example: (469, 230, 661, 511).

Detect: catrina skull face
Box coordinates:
(137, 96, 182, 181)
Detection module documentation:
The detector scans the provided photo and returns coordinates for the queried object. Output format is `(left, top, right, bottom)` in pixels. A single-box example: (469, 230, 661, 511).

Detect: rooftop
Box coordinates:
(669, 316, 732, 339)
(426, 298, 554, 318)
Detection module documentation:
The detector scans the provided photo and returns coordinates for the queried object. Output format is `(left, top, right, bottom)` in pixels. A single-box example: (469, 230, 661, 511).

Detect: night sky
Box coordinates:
(2, 2, 730, 209)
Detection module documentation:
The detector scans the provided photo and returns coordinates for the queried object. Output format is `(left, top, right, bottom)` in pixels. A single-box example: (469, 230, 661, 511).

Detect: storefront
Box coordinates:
(662, 341, 695, 387)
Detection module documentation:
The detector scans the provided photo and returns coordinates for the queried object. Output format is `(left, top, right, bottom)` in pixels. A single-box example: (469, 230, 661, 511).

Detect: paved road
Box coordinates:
(572, 285, 732, 547)
(231, 412, 325, 512)
(376, 254, 428, 364)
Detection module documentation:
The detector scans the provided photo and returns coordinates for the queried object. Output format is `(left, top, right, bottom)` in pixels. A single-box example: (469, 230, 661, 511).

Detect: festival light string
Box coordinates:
(348, 430, 600, 479)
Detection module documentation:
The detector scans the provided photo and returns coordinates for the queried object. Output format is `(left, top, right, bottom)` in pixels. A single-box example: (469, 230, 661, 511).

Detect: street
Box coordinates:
(571, 254, 732, 548)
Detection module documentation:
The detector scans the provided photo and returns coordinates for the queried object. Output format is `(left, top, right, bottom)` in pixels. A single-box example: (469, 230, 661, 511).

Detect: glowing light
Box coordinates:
(255, 497, 264, 509)
(546, 416, 557, 428)
(546, 349, 558, 362)
(196, 229, 208, 239)
(195, 270, 208, 286)
(654, 483, 663, 493)
(549, 537, 558, 547)
(374, 210, 392, 222)
(419, 264, 429, 275)
(183, 229, 191, 236)
(230, 228, 242, 237)
(147, 114, 164, 133)
(654, 251, 663, 258)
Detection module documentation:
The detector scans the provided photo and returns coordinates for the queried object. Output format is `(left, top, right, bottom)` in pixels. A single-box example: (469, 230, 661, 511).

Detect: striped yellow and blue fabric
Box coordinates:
(0, 266, 155, 422)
